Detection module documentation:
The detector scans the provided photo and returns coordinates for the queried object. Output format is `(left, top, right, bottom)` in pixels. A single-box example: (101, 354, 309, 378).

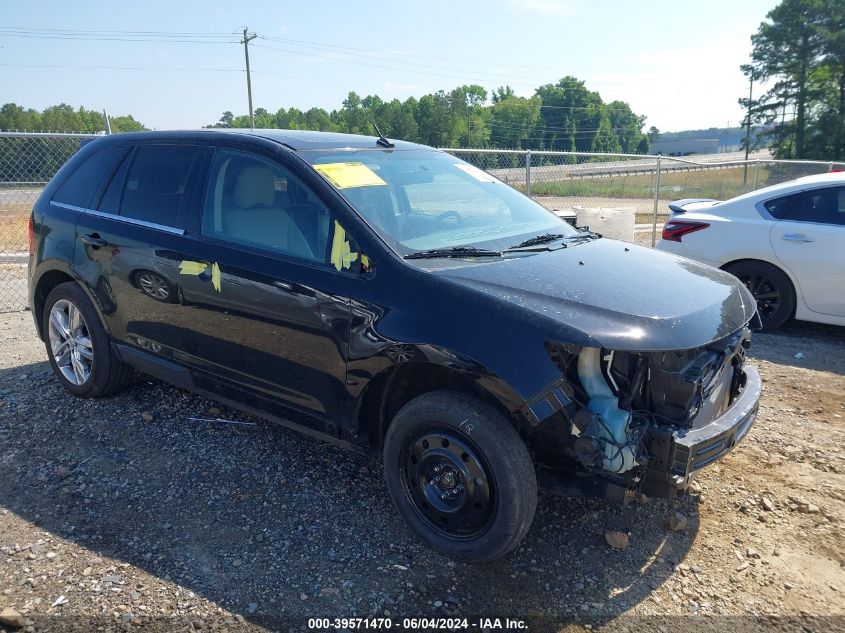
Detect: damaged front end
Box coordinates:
(530, 325, 761, 499)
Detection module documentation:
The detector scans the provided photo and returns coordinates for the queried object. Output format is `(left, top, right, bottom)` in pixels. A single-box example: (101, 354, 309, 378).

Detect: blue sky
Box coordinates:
(0, 0, 778, 132)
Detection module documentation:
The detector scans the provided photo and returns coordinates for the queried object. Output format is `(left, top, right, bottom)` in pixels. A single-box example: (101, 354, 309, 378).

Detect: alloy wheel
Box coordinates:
(138, 272, 170, 300)
(48, 299, 93, 385)
(402, 429, 496, 538)
(738, 272, 781, 319)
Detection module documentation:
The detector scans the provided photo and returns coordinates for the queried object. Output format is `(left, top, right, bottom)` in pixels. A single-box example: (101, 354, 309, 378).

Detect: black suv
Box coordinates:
(29, 130, 762, 562)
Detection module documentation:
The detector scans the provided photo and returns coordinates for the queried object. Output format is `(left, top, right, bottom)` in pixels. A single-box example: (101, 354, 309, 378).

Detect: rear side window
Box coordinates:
(763, 193, 801, 219)
(117, 145, 199, 226)
(52, 146, 128, 208)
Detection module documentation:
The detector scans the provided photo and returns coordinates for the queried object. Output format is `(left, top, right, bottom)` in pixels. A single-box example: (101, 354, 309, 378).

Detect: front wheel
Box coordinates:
(383, 391, 537, 563)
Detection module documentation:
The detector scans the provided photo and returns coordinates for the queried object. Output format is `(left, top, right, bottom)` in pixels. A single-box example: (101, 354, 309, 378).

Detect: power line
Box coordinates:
(0, 27, 233, 35)
(258, 34, 660, 76)
(0, 62, 244, 73)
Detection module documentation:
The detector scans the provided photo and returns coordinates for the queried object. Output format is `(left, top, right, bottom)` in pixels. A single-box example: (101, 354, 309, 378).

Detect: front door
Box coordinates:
(769, 185, 845, 317)
(171, 146, 352, 426)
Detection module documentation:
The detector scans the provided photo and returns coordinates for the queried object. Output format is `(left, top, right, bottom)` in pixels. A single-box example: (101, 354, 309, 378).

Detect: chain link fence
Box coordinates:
(445, 148, 845, 248)
(0, 132, 99, 312)
(0, 132, 842, 313)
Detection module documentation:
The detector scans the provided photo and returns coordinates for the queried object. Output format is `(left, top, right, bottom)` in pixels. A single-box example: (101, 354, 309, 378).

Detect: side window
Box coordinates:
(97, 149, 134, 214)
(52, 145, 128, 208)
(794, 187, 845, 226)
(201, 149, 332, 263)
(118, 145, 198, 226)
(764, 193, 801, 220)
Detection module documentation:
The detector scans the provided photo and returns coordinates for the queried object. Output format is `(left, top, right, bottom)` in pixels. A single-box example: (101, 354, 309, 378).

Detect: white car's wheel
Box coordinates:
(724, 261, 795, 331)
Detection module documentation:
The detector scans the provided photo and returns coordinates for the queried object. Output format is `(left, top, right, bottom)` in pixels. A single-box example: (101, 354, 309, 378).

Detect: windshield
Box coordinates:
(301, 149, 578, 255)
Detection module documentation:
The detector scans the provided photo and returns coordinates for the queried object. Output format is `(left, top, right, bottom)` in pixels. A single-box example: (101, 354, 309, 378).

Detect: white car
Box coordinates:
(657, 171, 845, 330)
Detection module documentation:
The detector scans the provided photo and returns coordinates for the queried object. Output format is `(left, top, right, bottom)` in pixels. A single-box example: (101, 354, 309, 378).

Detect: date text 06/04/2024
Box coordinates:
(307, 617, 528, 630)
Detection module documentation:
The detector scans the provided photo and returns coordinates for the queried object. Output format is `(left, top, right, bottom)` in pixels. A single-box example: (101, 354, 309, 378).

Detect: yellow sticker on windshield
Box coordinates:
(314, 162, 386, 189)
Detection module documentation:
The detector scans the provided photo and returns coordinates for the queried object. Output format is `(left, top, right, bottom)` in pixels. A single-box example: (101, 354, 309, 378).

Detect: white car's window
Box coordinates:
(766, 186, 845, 226)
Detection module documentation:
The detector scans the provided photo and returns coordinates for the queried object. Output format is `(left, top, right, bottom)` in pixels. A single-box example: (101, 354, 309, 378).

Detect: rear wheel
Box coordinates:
(383, 391, 537, 563)
(724, 260, 795, 331)
(43, 282, 132, 397)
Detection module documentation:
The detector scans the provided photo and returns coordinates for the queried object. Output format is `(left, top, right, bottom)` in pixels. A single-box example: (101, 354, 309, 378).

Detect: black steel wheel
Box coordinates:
(724, 260, 795, 331)
(384, 391, 536, 563)
(402, 428, 496, 538)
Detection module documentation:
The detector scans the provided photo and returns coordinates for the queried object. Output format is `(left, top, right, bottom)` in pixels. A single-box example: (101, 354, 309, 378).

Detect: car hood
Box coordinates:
(426, 238, 757, 351)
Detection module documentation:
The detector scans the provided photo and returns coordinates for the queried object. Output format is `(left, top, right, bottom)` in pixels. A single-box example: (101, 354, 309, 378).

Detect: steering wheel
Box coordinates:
(435, 210, 463, 228)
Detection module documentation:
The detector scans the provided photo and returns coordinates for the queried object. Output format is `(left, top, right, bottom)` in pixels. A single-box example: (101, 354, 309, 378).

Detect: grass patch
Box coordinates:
(0, 215, 29, 251)
(529, 166, 767, 201)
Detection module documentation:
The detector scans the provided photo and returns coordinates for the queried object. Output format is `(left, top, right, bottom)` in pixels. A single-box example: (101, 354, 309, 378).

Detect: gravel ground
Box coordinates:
(0, 309, 843, 633)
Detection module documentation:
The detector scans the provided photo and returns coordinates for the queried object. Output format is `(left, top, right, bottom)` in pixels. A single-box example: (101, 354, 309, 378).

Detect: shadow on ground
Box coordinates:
(0, 359, 700, 630)
(750, 319, 845, 375)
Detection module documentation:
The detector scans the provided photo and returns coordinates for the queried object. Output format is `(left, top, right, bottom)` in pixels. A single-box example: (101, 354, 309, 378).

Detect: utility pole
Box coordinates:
(467, 107, 471, 147)
(743, 71, 754, 185)
(241, 28, 257, 128)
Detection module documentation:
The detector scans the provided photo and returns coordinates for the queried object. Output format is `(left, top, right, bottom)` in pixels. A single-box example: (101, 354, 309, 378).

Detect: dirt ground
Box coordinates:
(0, 310, 843, 632)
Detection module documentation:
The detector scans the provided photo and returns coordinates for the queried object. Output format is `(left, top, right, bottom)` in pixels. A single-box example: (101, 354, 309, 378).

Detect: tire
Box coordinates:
(724, 260, 795, 331)
(43, 281, 133, 398)
(383, 390, 537, 563)
(133, 270, 176, 303)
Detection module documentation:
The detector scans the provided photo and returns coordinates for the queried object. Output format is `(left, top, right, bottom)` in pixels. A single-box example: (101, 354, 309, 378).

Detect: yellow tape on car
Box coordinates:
(313, 162, 386, 189)
(330, 221, 359, 271)
(179, 260, 222, 293)
(179, 260, 207, 276)
(211, 262, 221, 292)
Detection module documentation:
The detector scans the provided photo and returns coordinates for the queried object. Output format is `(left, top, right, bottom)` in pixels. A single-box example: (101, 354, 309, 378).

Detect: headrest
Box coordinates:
(233, 165, 275, 208)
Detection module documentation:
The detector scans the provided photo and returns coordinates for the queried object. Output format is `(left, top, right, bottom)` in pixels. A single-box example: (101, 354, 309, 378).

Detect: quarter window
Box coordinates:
(52, 145, 128, 208)
(118, 145, 198, 226)
(201, 149, 331, 263)
(763, 193, 800, 220)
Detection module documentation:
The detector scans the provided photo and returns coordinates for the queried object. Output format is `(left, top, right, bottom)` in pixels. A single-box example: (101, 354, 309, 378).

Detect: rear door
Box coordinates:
(72, 142, 203, 344)
(767, 185, 845, 317)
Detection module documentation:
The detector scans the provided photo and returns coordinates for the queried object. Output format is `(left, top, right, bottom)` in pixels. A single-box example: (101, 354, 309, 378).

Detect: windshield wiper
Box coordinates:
(565, 230, 602, 242)
(404, 246, 502, 260)
(506, 233, 567, 250)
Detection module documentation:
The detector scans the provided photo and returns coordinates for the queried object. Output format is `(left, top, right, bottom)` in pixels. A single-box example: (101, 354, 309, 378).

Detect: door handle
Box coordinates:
(81, 233, 107, 247)
(782, 233, 814, 242)
(273, 280, 316, 298)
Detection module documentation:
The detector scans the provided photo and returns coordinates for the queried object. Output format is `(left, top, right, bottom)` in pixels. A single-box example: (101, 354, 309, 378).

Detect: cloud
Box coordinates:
(508, 0, 578, 16)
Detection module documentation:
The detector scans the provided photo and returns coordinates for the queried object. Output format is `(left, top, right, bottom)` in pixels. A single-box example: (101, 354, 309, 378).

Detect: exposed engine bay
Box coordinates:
(535, 325, 755, 498)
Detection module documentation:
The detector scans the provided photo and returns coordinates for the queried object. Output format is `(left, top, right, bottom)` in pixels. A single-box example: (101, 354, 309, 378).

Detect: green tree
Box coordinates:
(109, 114, 146, 132)
(591, 111, 622, 154)
(535, 77, 603, 151)
(745, 0, 827, 158)
(489, 95, 540, 149)
(0, 103, 42, 131)
(41, 104, 82, 132)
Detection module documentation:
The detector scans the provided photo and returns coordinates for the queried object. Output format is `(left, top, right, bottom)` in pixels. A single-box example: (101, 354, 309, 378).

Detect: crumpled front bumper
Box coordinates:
(640, 364, 762, 498)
